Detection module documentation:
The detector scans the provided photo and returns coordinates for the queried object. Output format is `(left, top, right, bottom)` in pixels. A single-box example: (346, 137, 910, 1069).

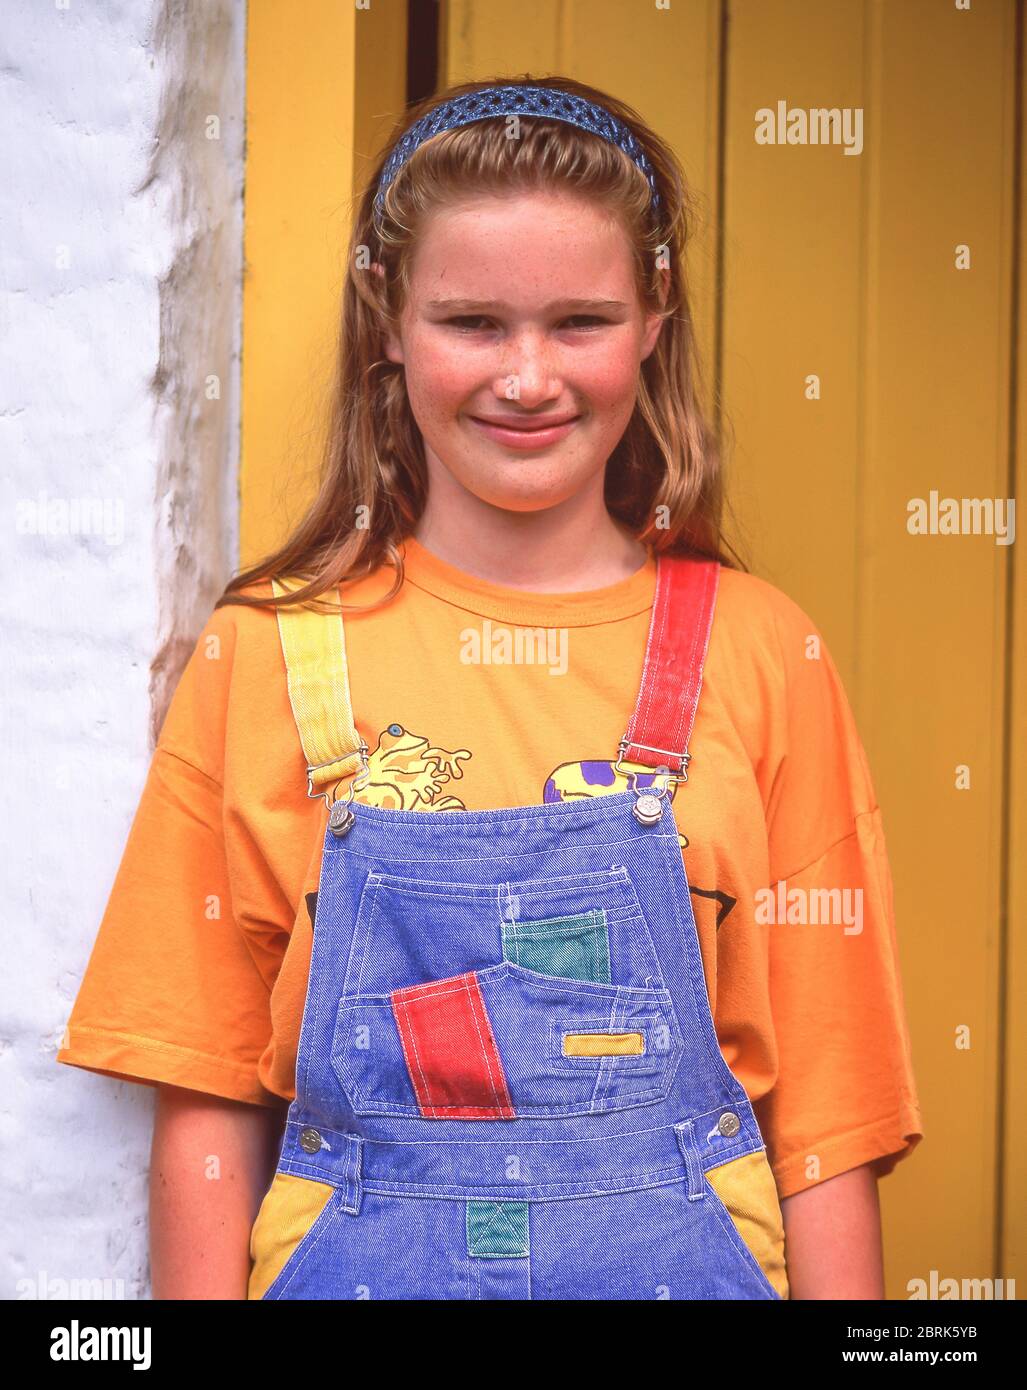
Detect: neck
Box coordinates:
(413, 475, 648, 593)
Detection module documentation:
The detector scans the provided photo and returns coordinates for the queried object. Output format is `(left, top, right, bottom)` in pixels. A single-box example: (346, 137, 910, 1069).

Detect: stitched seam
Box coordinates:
(365, 1118, 680, 1149)
(154, 742, 225, 790)
(374, 870, 630, 898)
(360, 1166, 688, 1197)
(333, 1091, 671, 1116)
(772, 807, 882, 884)
(61, 1027, 260, 1077)
(769, 1102, 923, 1179)
(393, 994, 433, 1115)
(270, 1190, 343, 1299)
(464, 975, 512, 1113)
(399, 568, 654, 628)
(655, 823, 744, 1090)
(700, 1176, 779, 1299)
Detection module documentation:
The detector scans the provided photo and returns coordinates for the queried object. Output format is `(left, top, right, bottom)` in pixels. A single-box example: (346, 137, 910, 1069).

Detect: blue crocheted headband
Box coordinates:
(374, 84, 662, 220)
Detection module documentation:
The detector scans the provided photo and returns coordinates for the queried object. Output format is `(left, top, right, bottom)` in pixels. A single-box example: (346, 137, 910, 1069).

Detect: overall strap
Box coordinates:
(618, 553, 720, 781)
(272, 555, 720, 802)
(270, 577, 366, 803)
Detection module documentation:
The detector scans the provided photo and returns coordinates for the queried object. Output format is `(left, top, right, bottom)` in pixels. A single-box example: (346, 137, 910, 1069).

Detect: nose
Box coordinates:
(493, 329, 562, 407)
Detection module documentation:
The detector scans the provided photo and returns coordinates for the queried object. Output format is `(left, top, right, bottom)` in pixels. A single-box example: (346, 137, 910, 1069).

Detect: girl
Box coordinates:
(57, 75, 923, 1301)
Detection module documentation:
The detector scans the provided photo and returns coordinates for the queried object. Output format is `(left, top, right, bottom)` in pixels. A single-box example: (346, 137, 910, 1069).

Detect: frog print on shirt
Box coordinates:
(353, 722, 473, 811)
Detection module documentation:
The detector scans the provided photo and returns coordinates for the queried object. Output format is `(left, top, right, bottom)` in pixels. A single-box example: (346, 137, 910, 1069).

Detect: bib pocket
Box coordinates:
(332, 962, 684, 1120)
(341, 863, 666, 998)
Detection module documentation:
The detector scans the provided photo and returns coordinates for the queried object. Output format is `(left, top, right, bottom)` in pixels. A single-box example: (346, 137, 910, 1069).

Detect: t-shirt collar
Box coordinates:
(398, 532, 657, 627)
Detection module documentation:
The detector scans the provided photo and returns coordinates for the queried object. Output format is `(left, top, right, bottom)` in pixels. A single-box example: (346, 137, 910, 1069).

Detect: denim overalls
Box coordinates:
(247, 553, 789, 1300)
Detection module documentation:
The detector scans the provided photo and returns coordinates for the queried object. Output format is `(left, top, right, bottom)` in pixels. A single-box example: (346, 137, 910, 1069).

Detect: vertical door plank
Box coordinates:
(1003, 0, 1026, 1294)
(242, 0, 407, 564)
(858, 0, 1014, 1294)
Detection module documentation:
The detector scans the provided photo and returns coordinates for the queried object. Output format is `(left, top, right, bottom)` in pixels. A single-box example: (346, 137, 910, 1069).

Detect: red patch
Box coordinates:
(391, 972, 515, 1120)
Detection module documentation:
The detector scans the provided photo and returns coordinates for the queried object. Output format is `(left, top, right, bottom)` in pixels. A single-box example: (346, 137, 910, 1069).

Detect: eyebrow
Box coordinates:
(425, 298, 630, 313)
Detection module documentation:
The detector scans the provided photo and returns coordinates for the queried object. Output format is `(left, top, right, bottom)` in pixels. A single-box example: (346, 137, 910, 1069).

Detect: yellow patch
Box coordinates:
(247, 1171, 337, 1300)
(705, 1150, 790, 1300)
(562, 1031, 645, 1057)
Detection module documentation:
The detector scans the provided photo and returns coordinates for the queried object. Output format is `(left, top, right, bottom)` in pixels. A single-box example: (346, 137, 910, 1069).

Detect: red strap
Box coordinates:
(620, 555, 719, 778)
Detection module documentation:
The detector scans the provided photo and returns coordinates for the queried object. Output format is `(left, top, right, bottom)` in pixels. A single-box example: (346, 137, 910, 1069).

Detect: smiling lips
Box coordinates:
(469, 413, 581, 449)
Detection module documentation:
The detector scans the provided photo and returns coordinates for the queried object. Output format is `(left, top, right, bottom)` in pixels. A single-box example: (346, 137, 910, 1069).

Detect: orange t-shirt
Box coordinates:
(57, 535, 923, 1201)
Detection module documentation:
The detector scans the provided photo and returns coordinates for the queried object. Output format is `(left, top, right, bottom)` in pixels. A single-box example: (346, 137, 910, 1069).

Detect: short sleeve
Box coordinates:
(56, 605, 282, 1108)
(752, 594, 924, 1200)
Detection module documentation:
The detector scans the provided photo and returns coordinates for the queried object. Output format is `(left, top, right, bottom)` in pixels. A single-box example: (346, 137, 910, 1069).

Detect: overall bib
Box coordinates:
(248, 554, 789, 1300)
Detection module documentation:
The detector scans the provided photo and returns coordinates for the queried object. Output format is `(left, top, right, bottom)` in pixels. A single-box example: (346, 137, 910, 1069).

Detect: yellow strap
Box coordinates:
(270, 576, 365, 797)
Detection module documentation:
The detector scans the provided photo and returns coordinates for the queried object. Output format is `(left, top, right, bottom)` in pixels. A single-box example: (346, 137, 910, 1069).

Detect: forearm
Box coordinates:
(149, 1084, 284, 1300)
(781, 1163, 885, 1299)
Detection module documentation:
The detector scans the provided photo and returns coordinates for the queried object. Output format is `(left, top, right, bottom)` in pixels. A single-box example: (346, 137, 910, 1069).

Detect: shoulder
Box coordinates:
(701, 564, 857, 763)
(707, 564, 866, 778)
(711, 564, 825, 674)
(206, 575, 280, 629)
(176, 578, 281, 678)
(156, 579, 285, 774)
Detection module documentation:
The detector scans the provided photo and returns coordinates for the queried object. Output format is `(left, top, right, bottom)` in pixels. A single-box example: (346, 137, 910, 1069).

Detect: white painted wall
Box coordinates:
(1, 0, 245, 1299)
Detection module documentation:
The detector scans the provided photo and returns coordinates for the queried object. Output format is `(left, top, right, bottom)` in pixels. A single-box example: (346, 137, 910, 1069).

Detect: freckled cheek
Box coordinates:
(578, 351, 644, 419)
(404, 338, 487, 418)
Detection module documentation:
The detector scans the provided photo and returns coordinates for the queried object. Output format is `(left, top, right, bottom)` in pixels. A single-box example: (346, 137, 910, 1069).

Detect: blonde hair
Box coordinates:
(217, 73, 744, 614)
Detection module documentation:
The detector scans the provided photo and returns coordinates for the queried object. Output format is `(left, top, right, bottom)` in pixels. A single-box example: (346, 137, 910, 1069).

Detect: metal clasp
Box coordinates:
(614, 735, 691, 784)
(306, 739, 371, 810)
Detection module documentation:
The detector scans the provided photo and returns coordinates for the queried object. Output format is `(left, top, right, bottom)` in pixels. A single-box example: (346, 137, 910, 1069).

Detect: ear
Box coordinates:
(370, 262, 404, 364)
(640, 311, 662, 361)
(640, 265, 670, 362)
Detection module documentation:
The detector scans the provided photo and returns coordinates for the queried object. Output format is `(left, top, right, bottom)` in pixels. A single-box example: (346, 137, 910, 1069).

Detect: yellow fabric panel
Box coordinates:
(247, 1171, 337, 1300)
(705, 1150, 790, 1300)
(563, 1032, 644, 1057)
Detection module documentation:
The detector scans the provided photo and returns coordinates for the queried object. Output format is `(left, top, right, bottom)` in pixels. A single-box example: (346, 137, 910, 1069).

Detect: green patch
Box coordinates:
(501, 909, 611, 984)
(466, 1201, 530, 1258)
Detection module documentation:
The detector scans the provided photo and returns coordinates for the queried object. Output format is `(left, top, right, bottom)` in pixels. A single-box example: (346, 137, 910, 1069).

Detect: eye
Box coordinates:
(445, 316, 494, 332)
(561, 315, 608, 330)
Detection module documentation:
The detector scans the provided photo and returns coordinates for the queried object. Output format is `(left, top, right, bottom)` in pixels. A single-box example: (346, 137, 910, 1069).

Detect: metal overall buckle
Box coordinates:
(307, 741, 371, 838)
(615, 737, 691, 824)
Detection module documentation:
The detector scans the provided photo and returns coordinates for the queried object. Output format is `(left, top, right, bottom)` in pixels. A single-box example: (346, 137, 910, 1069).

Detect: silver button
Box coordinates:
(299, 1126, 323, 1154)
(329, 802, 355, 838)
(632, 792, 664, 825)
(717, 1112, 740, 1137)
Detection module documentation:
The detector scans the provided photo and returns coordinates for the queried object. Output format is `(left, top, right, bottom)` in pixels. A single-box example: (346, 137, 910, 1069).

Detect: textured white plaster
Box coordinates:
(1, 0, 244, 1299)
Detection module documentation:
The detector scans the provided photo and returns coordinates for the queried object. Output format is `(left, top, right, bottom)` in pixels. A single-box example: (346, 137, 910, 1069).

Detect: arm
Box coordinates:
(149, 1083, 284, 1300)
(780, 1163, 885, 1299)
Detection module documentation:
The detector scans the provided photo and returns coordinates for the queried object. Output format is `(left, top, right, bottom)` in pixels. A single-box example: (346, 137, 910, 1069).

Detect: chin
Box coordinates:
(463, 495, 561, 517)
(456, 464, 593, 512)
(472, 483, 583, 514)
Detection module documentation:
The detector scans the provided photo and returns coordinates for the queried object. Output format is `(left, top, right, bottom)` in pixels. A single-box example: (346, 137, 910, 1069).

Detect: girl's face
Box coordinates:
(382, 191, 664, 515)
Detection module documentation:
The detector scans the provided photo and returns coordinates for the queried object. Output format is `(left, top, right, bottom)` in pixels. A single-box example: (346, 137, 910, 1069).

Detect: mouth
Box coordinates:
(468, 414, 582, 450)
